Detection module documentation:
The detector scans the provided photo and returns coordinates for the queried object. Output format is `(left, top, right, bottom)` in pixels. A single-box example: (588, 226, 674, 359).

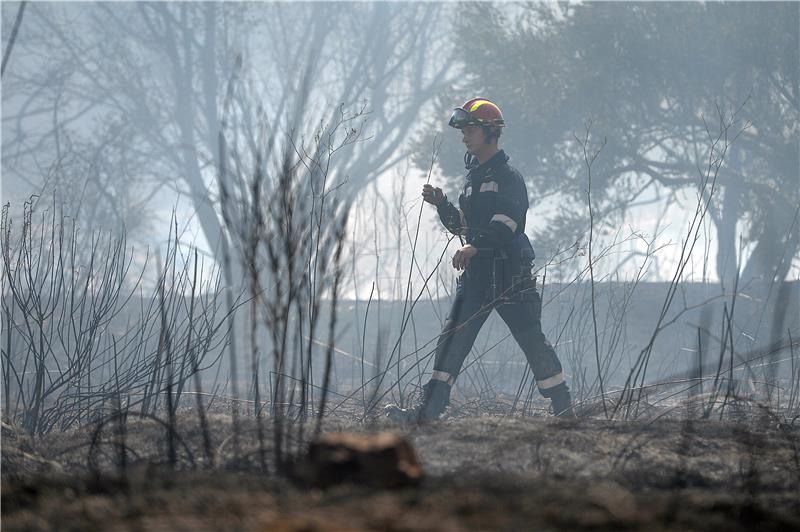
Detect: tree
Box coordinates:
(421, 2, 799, 285)
(2, 3, 456, 280)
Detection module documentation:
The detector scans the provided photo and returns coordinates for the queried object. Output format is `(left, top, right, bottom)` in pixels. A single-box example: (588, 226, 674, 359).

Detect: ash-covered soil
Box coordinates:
(3, 414, 799, 531)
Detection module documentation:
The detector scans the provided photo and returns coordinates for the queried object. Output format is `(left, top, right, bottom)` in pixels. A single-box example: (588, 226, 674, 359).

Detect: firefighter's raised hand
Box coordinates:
(452, 244, 478, 271)
(422, 184, 445, 206)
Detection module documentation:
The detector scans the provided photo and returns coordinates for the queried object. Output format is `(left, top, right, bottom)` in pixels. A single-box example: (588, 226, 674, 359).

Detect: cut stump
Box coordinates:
(296, 432, 422, 489)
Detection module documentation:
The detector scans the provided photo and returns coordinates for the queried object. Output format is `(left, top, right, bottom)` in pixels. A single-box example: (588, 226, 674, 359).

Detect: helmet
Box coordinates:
(448, 98, 506, 130)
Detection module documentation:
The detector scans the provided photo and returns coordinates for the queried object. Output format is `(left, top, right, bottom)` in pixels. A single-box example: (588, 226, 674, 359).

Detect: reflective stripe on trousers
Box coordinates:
(431, 271, 564, 396)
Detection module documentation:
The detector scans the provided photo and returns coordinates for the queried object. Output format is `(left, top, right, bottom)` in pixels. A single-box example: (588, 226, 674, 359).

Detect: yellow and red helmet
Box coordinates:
(448, 98, 506, 129)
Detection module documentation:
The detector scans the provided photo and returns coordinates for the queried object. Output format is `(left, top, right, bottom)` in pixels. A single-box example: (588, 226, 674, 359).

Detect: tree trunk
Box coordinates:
(714, 163, 742, 286)
(740, 210, 799, 285)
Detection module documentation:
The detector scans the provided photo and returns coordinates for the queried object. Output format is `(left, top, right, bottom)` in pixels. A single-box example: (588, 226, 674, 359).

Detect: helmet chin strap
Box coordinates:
(463, 150, 479, 170)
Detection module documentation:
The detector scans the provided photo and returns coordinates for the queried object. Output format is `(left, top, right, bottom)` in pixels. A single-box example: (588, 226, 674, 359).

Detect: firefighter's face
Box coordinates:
(461, 124, 487, 153)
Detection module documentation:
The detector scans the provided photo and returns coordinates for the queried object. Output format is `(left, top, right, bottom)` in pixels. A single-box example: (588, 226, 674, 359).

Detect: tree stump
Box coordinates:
(296, 432, 422, 489)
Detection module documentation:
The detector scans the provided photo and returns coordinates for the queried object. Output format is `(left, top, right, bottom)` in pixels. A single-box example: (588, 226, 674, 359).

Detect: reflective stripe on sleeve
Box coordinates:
(431, 370, 455, 386)
(490, 213, 518, 232)
(537, 372, 564, 390)
(480, 181, 499, 193)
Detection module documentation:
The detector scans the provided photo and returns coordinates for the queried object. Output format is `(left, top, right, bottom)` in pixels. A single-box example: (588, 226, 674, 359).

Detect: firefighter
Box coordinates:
(386, 98, 574, 422)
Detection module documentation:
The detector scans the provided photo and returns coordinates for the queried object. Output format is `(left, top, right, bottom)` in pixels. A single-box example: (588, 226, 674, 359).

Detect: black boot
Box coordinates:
(385, 380, 451, 423)
(547, 382, 574, 417)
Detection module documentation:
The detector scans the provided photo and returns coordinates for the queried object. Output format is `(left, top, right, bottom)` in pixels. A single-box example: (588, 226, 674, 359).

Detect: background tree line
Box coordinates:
(1, 1, 798, 440)
(418, 2, 798, 287)
(4, 2, 797, 288)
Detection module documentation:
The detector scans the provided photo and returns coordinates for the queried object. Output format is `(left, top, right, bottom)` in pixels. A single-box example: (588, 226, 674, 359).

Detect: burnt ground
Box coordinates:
(2, 412, 800, 531)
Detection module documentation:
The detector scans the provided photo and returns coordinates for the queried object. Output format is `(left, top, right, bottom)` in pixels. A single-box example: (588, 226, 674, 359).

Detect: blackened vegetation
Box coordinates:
(3, 80, 800, 532)
(1, 199, 231, 437)
(214, 65, 357, 473)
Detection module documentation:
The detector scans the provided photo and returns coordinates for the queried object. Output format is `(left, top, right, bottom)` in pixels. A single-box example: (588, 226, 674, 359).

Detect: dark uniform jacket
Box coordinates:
(436, 150, 535, 296)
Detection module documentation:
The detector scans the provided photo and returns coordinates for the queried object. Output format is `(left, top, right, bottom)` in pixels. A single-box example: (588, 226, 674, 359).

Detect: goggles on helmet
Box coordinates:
(448, 107, 475, 129)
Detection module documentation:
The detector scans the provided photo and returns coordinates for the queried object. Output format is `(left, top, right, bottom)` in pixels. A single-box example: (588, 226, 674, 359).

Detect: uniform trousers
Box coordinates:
(431, 258, 565, 398)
